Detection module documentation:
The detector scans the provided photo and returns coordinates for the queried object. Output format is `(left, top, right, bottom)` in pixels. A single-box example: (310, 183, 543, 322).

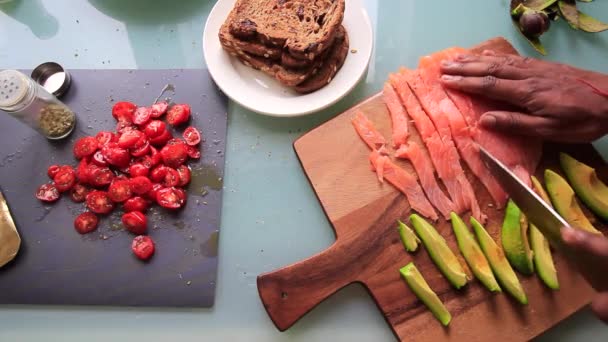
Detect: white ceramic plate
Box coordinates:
(203, 0, 373, 117)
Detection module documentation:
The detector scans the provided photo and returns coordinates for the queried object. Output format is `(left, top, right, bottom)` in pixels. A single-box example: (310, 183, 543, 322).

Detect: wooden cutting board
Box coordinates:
(257, 37, 606, 341)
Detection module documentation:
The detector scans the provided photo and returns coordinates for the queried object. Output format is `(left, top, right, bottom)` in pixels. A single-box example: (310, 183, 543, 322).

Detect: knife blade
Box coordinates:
(478, 146, 567, 249)
(0, 189, 20, 268)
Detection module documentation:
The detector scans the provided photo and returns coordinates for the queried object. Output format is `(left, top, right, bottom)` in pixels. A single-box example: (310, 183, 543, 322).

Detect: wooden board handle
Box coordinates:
(257, 241, 356, 331)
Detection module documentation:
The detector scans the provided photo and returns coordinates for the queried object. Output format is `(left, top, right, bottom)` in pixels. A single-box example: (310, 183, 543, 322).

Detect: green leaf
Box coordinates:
(558, 0, 580, 29)
(512, 18, 548, 55)
(524, 0, 559, 11)
(578, 11, 608, 32)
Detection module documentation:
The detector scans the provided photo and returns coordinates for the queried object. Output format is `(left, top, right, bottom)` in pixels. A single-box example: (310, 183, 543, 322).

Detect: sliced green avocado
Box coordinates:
(471, 217, 528, 305)
(545, 169, 601, 234)
(398, 220, 420, 252)
(501, 200, 535, 275)
(410, 214, 468, 289)
(530, 176, 559, 290)
(450, 212, 501, 292)
(560, 152, 608, 221)
(400, 262, 451, 326)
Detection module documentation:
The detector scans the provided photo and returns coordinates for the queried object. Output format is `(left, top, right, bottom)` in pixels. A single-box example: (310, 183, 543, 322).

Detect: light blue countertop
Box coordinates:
(1, 0, 607, 341)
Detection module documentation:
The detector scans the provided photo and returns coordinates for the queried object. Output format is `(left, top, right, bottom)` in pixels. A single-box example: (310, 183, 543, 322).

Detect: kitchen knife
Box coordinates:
(0, 189, 20, 268)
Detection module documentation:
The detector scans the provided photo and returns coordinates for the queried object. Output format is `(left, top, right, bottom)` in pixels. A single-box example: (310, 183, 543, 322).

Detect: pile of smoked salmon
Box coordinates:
(352, 47, 542, 222)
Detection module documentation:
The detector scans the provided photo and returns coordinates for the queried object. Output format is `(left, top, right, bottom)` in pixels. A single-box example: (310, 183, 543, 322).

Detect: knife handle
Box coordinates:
(257, 241, 356, 331)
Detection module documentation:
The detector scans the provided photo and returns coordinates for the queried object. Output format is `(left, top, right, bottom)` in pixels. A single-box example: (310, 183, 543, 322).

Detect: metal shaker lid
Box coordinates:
(31, 62, 71, 98)
(0, 70, 30, 109)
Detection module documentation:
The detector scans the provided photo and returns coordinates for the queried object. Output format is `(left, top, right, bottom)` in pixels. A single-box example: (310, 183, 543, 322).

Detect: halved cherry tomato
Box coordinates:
(183, 127, 201, 146)
(112, 101, 136, 122)
(116, 120, 135, 133)
(89, 167, 114, 188)
(133, 107, 151, 126)
(101, 143, 130, 168)
(132, 235, 155, 260)
(95, 131, 116, 146)
(75, 159, 91, 184)
(129, 163, 149, 178)
(135, 155, 153, 169)
(166, 104, 191, 126)
(160, 143, 188, 168)
(149, 129, 172, 147)
(73, 136, 99, 159)
(176, 165, 191, 186)
(86, 191, 115, 214)
(150, 146, 163, 166)
(108, 179, 132, 203)
(74, 212, 99, 234)
(130, 176, 153, 195)
(156, 187, 186, 209)
(70, 184, 90, 203)
(47, 165, 61, 179)
(91, 150, 107, 167)
(130, 136, 150, 157)
(150, 165, 169, 183)
(122, 211, 147, 235)
(146, 183, 163, 202)
(54, 167, 77, 192)
(150, 101, 168, 118)
(143, 120, 166, 139)
(161, 168, 180, 187)
(36, 183, 60, 202)
(124, 196, 149, 213)
(187, 146, 201, 159)
(118, 129, 144, 149)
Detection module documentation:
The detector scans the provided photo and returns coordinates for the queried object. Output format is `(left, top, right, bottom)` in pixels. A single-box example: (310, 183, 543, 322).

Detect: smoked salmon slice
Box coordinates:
(351, 111, 387, 150)
(390, 70, 470, 216)
(370, 150, 438, 221)
(383, 82, 409, 148)
(395, 142, 455, 219)
(419, 51, 508, 208)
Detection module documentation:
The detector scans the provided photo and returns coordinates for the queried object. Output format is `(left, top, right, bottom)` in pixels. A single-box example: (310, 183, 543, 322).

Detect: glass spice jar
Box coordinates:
(0, 69, 75, 140)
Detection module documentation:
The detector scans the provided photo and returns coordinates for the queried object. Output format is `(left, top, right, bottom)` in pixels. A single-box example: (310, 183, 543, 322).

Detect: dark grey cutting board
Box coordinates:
(0, 69, 227, 307)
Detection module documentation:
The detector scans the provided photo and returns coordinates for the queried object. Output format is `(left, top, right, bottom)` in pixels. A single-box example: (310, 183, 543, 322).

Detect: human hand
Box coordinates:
(561, 227, 608, 323)
(440, 50, 608, 143)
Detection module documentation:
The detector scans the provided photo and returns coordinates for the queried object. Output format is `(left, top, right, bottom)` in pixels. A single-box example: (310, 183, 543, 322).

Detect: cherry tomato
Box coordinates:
(166, 138, 185, 146)
(118, 129, 144, 149)
(130, 176, 153, 195)
(133, 107, 151, 126)
(112, 101, 136, 122)
(75, 159, 91, 184)
(108, 179, 132, 203)
(89, 167, 114, 188)
(150, 165, 169, 183)
(160, 143, 188, 168)
(187, 146, 201, 159)
(135, 155, 153, 169)
(166, 104, 191, 126)
(91, 150, 107, 167)
(150, 101, 168, 118)
(95, 131, 116, 146)
(146, 183, 163, 202)
(124, 196, 149, 212)
(143, 120, 166, 139)
(73, 136, 99, 159)
(122, 211, 147, 235)
(162, 168, 180, 187)
(149, 129, 172, 147)
(129, 163, 149, 178)
(47, 165, 61, 179)
(130, 136, 150, 157)
(36, 183, 60, 202)
(182, 127, 201, 146)
(74, 212, 99, 234)
(132, 235, 155, 261)
(116, 120, 135, 133)
(176, 165, 191, 186)
(54, 167, 77, 192)
(156, 187, 186, 209)
(70, 184, 90, 203)
(86, 191, 115, 214)
(101, 143, 130, 168)
(150, 146, 163, 166)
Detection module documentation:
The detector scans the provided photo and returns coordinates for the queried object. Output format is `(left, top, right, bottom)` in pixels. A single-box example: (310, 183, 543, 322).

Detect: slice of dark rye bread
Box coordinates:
(227, 0, 345, 61)
(223, 26, 348, 93)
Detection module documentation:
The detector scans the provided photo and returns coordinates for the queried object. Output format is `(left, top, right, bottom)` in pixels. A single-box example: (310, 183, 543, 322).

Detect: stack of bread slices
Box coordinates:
(219, 0, 348, 93)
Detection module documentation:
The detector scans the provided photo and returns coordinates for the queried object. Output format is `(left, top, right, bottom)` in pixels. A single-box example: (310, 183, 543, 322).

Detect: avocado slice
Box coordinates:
(545, 169, 601, 234)
(400, 262, 451, 326)
(450, 212, 501, 292)
(530, 176, 559, 290)
(501, 200, 535, 275)
(398, 220, 420, 252)
(471, 217, 528, 305)
(410, 214, 468, 289)
(560, 152, 608, 221)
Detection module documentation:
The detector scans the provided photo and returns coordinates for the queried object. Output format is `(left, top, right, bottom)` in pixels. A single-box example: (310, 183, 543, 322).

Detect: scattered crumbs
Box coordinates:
(487, 203, 494, 208)
(260, 249, 264, 253)
(351, 49, 358, 53)
(178, 273, 183, 279)
(74, 53, 79, 57)
(196, 199, 200, 205)
(189, 235, 194, 240)
(186, 280, 192, 286)
(102, 235, 109, 240)
(76, 19, 80, 24)
(170, 29, 174, 33)
(202, 201, 208, 205)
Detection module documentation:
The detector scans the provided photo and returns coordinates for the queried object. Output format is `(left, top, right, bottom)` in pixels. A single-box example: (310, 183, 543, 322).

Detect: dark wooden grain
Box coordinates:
(257, 37, 604, 341)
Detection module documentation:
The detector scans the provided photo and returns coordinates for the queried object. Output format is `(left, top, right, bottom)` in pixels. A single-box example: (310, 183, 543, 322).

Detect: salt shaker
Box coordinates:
(0, 70, 76, 140)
